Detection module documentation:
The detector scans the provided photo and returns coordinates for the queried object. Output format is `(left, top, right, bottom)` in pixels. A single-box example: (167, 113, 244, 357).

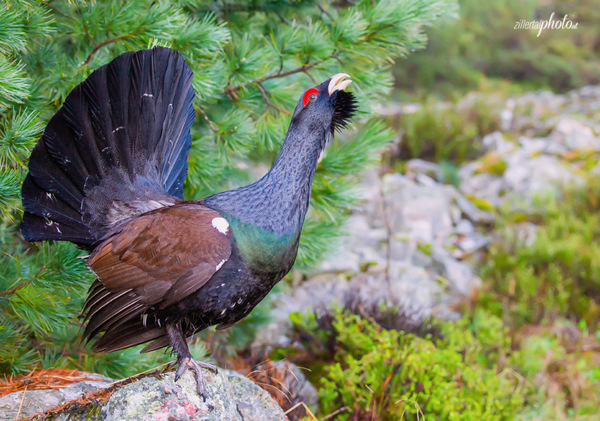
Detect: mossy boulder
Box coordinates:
(0, 368, 287, 420)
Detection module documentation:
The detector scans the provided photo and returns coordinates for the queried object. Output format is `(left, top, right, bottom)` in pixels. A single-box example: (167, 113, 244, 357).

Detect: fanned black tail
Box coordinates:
(21, 47, 195, 249)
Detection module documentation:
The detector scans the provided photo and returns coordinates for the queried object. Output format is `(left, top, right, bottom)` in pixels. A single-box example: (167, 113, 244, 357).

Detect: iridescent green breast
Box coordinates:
(225, 217, 298, 273)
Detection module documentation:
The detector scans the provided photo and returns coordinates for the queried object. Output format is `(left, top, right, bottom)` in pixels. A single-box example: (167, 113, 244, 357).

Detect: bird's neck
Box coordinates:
(205, 121, 327, 236)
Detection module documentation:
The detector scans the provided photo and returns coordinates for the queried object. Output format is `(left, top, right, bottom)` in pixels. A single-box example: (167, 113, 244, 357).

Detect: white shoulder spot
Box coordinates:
(211, 217, 229, 234)
(216, 259, 226, 271)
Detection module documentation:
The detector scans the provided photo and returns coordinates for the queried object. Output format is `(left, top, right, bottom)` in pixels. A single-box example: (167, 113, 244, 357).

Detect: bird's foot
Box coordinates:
(174, 356, 218, 399)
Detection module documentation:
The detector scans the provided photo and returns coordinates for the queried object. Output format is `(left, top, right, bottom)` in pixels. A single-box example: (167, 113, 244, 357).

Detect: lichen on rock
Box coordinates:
(100, 369, 286, 421)
(0, 368, 287, 420)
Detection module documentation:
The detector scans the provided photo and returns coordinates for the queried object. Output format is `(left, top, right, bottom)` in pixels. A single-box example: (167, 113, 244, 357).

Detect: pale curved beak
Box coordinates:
(328, 73, 352, 96)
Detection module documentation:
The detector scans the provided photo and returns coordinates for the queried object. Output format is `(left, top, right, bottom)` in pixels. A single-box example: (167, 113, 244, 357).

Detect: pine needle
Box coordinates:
(0, 368, 103, 398)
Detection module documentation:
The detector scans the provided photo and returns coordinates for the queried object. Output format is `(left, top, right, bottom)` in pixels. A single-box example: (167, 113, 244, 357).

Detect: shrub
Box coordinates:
(292, 307, 522, 420)
(510, 323, 600, 420)
(480, 178, 600, 328)
(390, 93, 503, 165)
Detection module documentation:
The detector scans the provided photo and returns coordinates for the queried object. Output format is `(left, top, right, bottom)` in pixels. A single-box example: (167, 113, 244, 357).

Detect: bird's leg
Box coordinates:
(166, 323, 218, 399)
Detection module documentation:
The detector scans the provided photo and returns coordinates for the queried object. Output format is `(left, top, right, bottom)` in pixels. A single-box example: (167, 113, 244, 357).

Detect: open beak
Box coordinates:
(328, 73, 352, 96)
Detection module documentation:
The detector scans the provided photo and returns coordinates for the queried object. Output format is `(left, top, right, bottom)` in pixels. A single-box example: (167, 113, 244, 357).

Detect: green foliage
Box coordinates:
(35, 324, 180, 380)
(288, 296, 600, 419)
(392, 93, 503, 165)
(473, 176, 600, 419)
(0, 243, 93, 374)
(394, 0, 600, 98)
(480, 177, 600, 328)
(0, 108, 42, 167)
(509, 323, 600, 420)
(0, 0, 458, 377)
(292, 307, 522, 420)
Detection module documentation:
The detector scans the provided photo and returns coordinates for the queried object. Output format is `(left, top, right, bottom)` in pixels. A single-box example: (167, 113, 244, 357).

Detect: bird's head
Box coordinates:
(290, 73, 358, 137)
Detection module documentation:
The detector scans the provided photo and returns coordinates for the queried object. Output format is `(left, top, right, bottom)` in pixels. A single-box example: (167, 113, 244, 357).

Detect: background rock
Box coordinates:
(255, 86, 600, 353)
(254, 172, 486, 350)
(549, 118, 599, 151)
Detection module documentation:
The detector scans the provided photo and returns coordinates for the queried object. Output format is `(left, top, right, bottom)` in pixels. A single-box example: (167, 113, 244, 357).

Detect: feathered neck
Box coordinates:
(204, 118, 328, 236)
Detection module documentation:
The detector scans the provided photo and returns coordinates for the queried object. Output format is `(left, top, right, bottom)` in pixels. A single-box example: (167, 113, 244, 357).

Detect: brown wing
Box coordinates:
(82, 203, 231, 346)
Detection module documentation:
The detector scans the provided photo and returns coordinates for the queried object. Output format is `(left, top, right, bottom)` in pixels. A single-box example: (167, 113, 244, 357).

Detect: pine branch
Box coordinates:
(0, 266, 46, 299)
(44, 3, 66, 18)
(303, 69, 319, 85)
(83, 32, 138, 66)
(198, 106, 219, 133)
(0, 281, 29, 299)
(227, 54, 336, 93)
(256, 82, 290, 116)
(83, 24, 98, 47)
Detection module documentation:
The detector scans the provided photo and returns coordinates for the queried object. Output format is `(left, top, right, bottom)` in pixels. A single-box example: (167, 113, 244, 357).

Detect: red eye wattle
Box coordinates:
(303, 88, 319, 107)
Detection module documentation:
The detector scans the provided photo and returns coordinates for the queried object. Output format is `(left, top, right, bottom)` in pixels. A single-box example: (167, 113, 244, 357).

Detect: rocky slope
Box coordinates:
(253, 85, 600, 351)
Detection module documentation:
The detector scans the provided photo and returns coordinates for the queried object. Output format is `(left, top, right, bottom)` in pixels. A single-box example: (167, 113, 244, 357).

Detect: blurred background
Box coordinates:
(0, 0, 599, 419)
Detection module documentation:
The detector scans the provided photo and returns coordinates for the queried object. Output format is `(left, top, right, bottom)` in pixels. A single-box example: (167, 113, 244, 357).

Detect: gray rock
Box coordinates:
(549, 118, 599, 151)
(101, 371, 229, 421)
(375, 102, 421, 115)
(410, 248, 434, 268)
(518, 136, 552, 154)
(405, 159, 440, 180)
(434, 251, 479, 296)
(482, 132, 515, 154)
(459, 165, 504, 208)
(317, 243, 361, 274)
(382, 173, 456, 245)
(455, 219, 475, 236)
(455, 194, 495, 224)
(226, 371, 288, 421)
(503, 155, 584, 199)
(461, 130, 586, 212)
(315, 215, 386, 274)
(388, 238, 416, 262)
(456, 232, 490, 253)
(0, 373, 112, 420)
(500, 108, 514, 131)
(346, 214, 386, 249)
(0, 370, 286, 421)
(578, 85, 600, 99)
(262, 172, 485, 334)
(252, 263, 439, 351)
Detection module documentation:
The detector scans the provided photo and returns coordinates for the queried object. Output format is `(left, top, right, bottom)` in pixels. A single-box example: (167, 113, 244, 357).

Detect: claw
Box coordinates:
(173, 356, 218, 399)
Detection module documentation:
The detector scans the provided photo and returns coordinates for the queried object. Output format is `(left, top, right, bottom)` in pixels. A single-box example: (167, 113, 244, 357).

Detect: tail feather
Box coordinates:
(21, 47, 195, 248)
(92, 319, 165, 353)
(141, 335, 170, 353)
(51, 95, 102, 186)
(21, 177, 92, 244)
(83, 282, 167, 353)
(26, 140, 85, 210)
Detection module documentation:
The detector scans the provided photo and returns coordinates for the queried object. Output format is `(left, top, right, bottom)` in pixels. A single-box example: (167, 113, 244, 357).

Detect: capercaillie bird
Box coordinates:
(20, 47, 356, 396)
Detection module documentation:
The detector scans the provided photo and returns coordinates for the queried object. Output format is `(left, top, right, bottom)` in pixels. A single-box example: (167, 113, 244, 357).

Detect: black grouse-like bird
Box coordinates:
(20, 47, 356, 395)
